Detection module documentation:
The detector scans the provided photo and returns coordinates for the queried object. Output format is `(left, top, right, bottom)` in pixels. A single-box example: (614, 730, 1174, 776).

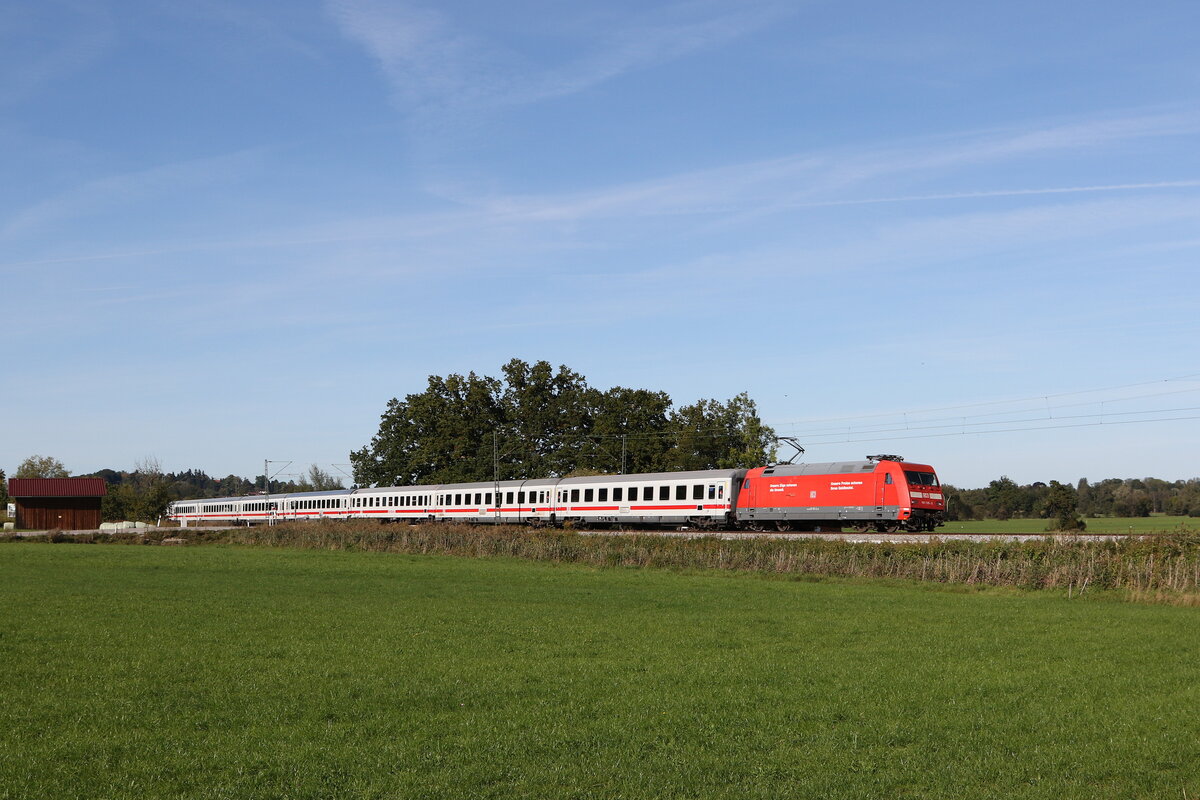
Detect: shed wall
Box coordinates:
(15, 498, 103, 530)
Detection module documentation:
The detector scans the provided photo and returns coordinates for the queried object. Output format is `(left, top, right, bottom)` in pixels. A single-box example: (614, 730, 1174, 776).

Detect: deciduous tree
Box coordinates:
(15, 455, 70, 479)
(351, 361, 776, 486)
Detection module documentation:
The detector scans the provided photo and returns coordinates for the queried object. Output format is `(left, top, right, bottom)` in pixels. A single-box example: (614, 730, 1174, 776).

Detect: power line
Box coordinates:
(796, 412, 1200, 447)
(791, 405, 1200, 442)
(771, 372, 1200, 428)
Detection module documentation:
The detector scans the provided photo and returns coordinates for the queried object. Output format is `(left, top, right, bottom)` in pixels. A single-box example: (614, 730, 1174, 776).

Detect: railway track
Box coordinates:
(9, 525, 1135, 544)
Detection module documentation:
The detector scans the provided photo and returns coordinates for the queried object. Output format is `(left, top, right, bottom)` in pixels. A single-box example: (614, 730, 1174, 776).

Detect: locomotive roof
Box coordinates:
(760, 461, 879, 476)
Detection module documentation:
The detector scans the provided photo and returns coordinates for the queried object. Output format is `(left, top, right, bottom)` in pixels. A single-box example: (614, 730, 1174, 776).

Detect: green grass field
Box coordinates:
(2, 544, 1199, 799)
(940, 515, 1198, 535)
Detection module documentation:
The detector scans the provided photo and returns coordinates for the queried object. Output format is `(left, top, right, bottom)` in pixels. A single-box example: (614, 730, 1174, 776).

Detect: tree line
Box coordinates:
(943, 476, 1200, 522)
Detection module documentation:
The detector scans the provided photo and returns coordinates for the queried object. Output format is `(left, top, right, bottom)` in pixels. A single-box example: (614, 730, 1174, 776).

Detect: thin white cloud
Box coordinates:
(0, 2, 114, 106)
(425, 109, 1200, 227)
(0, 148, 265, 240)
(5, 109, 1198, 276)
(324, 0, 790, 110)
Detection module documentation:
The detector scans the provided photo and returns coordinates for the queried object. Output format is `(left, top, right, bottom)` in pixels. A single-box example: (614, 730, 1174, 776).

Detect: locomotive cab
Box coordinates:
(873, 457, 946, 532)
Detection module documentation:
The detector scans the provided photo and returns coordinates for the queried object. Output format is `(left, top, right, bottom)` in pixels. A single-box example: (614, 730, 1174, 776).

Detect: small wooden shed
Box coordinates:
(8, 478, 107, 530)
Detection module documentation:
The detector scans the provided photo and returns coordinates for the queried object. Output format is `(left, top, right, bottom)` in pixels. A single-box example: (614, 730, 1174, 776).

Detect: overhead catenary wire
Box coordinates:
(772, 372, 1200, 428)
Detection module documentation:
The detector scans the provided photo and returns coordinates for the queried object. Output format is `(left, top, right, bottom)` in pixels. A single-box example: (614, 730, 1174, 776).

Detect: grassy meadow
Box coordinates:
(940, 515, 1198, 535)
(2, 543, 1199, 799)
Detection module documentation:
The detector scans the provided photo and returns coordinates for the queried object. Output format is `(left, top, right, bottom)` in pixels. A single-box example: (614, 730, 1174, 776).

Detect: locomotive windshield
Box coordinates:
(904, 470, 939, 487)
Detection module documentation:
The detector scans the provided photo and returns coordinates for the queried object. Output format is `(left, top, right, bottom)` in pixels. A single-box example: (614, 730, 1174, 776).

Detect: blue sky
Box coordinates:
(4, 0, 1199, 488)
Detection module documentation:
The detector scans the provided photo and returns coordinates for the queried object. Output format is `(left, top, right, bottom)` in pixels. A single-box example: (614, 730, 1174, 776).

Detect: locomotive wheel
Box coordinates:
(774, 520, 793, 532)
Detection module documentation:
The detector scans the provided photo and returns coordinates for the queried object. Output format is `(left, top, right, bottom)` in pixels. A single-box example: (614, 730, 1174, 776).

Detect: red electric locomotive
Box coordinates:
(735, 455, 945, 532)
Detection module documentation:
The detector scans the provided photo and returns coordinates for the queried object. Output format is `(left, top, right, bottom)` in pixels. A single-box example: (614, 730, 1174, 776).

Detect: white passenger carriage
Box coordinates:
(169, 469, 746, 529)
(169, 489, 351, 526)
(554, 470, 743, 528)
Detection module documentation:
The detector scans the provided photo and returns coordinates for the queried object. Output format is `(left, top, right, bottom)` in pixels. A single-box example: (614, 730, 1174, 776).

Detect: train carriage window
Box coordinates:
(692, 484, 703, 500)
(659, 486, 670, 501)
(598, 488, 608, 502)
(474, 493, 482, 505)
(454, 493, 461, 505)
(571, 489, 580, 503)
(628, 487, 638, 501)
(486, 493, 492, 505)
(719, 485, 724, 499)
(585, 489, 594, 502)
(676, 485, 687, 501)
(613, 487, 623, 502)
(885, 474, 893, 485)
(518, 491, 526, 504)
(506, 491, 515, 504)
(540, 491, 547, 503)
(708, 485, 716, 500)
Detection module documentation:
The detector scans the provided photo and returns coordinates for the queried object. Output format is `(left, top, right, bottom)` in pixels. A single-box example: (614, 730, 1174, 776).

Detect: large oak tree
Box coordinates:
(350, 359, 777, 487)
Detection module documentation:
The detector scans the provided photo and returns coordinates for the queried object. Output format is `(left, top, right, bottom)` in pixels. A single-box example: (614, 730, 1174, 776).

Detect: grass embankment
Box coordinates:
(943, 516, 1198, 535)
(1, 545, 1198, 799)
(18, 521, 1198, 602)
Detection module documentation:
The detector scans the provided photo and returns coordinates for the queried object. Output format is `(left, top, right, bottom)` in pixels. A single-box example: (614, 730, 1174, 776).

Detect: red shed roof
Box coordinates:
(8, 478, 108, 498)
